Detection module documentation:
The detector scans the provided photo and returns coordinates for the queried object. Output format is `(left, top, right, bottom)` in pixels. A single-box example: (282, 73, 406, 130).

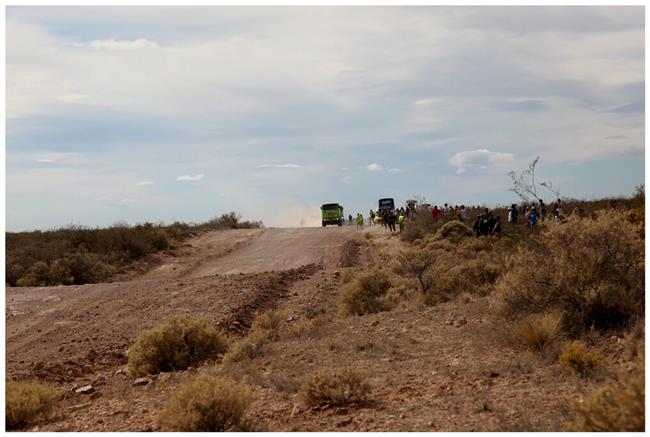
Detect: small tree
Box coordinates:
(508, 156, 560, 202)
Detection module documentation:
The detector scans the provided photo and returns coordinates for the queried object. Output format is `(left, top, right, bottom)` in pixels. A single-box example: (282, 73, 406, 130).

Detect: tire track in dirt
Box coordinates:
(6, 227, 360, 382)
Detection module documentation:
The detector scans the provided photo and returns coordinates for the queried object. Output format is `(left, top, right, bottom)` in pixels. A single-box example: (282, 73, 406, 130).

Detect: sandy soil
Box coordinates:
(5, 224, 626, 431)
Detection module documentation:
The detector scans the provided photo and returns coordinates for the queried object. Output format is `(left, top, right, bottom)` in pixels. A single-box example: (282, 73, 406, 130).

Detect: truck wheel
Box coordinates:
(338, 220, 342, 226)
(322, 222, 326, 227)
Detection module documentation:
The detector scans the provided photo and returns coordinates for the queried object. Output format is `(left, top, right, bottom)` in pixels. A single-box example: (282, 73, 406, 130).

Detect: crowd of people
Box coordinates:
(345, 196, 607, 236)
(348, 207, 409, 233)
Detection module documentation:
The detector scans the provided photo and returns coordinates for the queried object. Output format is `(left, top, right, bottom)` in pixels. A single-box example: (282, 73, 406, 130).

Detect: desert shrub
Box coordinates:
(401, 207, 445, 243)
(493, 211, 644, 334)
(434, 220, 473, 242)
(49, 251, 114, 285)
(16, 261, 51, 287)
(569, 355, 644, 431)
(157, 374, 252, 431)
(393, 249, 435, 293)
(128, 315, 228, 377)
(437, 257, 501, 296)
(339, 269, 393, 316)
(512, 312, 563, 358)
(301, 367, 371, 407)
(559, 341, 604, 377)
(222, 310, 285, 363)
(5, 261, 25, 287)
(6, 381, 60, 429)
(340, 269, 354, 284)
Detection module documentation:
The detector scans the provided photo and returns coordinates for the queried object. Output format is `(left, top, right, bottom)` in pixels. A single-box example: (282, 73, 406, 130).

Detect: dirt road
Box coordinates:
(6, 226, 361, 382)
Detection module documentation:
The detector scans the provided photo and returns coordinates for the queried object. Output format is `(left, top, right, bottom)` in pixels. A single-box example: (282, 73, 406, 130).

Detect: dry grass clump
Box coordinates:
(157, 374, 252, 431)
(569, 352, 644, 431)
(223, 309, 285, 363)
(6, 381, 60, 429)
(434, 220, 473, 242)
(493, 211, 644, 334)
(458, 291, 473, 304)
(128, 315, 228, 377)
(340, 269, 354, 284)
(512, 312, 563, 359)
(559, 341, 605, 377)
(301, 367, 371, 407)
(286, 314, 334, 339)
(339, 268, 393, 316)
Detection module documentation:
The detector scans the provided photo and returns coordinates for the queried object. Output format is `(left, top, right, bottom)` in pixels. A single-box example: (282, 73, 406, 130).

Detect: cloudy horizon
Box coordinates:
(6, 6, 644, 231)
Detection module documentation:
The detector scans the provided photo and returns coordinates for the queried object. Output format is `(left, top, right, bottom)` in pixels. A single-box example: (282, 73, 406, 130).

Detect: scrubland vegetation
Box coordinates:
(6, 212, 261, 287)
(6, 190, 644, 431)
(5, 381, 60, 429)
(128, 315, 228, 377)
(338, 189, 644, 430)
(157, 374, 253, 431)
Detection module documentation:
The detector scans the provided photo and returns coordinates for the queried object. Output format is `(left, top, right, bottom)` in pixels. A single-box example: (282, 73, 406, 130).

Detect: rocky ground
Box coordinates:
(5, 225, 630, 431)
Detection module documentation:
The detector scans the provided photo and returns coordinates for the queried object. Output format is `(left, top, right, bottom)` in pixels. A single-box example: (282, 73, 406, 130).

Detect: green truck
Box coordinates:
(320, 203, 344, 227)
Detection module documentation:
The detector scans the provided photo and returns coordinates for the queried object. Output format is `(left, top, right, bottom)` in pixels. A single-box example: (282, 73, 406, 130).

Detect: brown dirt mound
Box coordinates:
(339, 240, 361, 267)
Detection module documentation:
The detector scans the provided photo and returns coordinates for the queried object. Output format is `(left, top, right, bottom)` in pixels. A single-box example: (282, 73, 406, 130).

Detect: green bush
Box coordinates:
(157, 374, 252, 431)
(6, 381, 60, 429)
(339, 269, 393, 316)
(128, 315, 228, 377)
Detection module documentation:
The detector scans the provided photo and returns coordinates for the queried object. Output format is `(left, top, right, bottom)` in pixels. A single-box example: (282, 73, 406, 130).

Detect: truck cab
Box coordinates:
(320, 203, 344, 226)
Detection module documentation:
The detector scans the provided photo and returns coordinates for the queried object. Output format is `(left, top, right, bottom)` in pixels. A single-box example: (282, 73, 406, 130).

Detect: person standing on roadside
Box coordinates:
(491, 216, 502, 237)
(473, 213, 482, 238)
(356, 213, 364, 230)
(387, 210, 397, 232)
(528, 206, 538, 231)
(539, 199, 547, 221)
(398, 211, 406, 233)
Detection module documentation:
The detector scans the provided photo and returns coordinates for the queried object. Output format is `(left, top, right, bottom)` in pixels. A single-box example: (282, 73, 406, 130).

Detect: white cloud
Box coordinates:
(36, 159, 54, 163)
(256, 164, 300, 169)
(120, 198, 136, 203)
(176, 174, 205, 182)
(81, 38, 159, 51)
(136, 180, 154, 186)
(387, 167, 402, 173)
(449, 149, 515, 174)
(367, 163, 382, 172)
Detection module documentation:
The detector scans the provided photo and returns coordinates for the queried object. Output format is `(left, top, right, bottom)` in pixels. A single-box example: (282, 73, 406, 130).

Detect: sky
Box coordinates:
(5, 6, 645, 230)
